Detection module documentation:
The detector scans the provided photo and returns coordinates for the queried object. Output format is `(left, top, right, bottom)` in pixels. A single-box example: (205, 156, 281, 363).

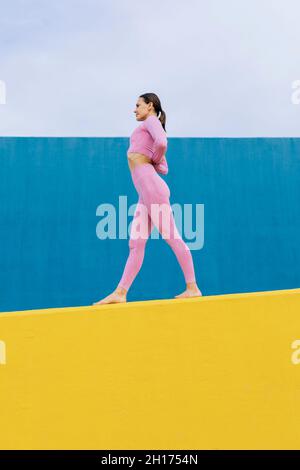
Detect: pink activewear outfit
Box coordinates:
(117, 114, 196, 292)
(127, 114, 169, 175)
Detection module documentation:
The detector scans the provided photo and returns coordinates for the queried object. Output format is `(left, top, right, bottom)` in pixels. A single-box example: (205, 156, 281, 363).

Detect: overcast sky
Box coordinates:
(0, 0, 299, 137)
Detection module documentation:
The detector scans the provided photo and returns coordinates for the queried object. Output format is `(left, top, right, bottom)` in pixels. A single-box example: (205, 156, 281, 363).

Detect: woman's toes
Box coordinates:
(92, 298, 108, 305)
(174, 291, 189, 298)
(92, 294, 113, 305)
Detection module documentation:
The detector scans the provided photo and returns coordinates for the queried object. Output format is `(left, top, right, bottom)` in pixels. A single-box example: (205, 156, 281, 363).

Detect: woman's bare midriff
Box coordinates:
(127, 152, 152, 172)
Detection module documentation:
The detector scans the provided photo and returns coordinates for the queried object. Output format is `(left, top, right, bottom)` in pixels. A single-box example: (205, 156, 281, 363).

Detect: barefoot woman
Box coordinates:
(93, 93, 202, 305)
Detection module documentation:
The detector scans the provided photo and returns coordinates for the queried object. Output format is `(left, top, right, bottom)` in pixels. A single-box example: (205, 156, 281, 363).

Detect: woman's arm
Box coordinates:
(152, 154, 169, 175)
(143, 115, 167, 165)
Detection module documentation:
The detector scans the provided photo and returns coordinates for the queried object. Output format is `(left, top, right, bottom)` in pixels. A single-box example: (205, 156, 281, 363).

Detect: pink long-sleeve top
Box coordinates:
(127, 114, 169, 175)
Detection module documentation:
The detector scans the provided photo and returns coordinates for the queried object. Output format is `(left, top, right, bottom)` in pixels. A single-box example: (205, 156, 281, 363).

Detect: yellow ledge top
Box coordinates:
(0, 287, 299, 318)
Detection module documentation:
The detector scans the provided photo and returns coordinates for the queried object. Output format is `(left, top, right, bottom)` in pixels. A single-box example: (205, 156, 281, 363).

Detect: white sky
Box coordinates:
(0, 0, 299, 137)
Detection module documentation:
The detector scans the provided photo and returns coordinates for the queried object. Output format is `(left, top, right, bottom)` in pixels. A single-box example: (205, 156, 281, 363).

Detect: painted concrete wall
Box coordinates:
(0, 137, 299, 312)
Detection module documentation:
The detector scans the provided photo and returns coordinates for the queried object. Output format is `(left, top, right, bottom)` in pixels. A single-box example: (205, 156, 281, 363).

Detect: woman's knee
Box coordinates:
(129, 236, 147, 251)
(165, 235, 190, 253)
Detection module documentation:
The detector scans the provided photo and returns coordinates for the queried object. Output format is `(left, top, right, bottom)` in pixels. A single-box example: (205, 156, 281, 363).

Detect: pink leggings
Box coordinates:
(117, 163, 196, 292)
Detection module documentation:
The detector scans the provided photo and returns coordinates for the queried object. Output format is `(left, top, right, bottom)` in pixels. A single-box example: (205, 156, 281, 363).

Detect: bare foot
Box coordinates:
(174, 287, 202, 299)
(92, 291, 127, 305)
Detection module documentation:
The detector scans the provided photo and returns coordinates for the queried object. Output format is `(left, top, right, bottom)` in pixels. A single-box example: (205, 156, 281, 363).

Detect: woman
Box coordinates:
(93, 93, 202, 305)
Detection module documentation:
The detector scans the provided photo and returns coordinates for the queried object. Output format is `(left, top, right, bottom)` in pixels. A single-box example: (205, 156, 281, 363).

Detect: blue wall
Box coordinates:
(0, 137, 299, 312)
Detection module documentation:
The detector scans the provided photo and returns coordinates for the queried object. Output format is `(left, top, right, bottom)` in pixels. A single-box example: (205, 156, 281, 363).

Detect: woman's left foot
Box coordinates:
(174, 288, 202, 299)
(92, 291, 127, 305)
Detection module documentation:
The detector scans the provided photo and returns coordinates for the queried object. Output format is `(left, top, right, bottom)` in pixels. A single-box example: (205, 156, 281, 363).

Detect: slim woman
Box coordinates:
(93, 93, 202, 305)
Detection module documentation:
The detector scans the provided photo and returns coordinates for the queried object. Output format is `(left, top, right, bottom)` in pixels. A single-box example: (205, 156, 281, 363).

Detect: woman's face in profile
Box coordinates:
(134, 98, 152, 121)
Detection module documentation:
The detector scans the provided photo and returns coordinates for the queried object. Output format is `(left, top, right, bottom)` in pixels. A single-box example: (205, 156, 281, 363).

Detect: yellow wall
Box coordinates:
(1, 288, 300, 450)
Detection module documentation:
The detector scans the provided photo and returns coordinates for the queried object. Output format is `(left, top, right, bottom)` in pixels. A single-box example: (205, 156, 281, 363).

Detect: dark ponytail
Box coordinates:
(159, 109, 166, 132)
(139, 92, 167, 132)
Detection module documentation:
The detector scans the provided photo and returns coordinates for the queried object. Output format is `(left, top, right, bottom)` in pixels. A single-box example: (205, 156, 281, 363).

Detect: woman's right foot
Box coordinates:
(174, 287, 202, 299)
(92, 291, 127, 305)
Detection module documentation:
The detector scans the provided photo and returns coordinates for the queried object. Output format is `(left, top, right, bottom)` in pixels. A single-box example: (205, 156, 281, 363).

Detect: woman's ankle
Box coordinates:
(186, 282, 199, 291)
(115, 286, 127, 296)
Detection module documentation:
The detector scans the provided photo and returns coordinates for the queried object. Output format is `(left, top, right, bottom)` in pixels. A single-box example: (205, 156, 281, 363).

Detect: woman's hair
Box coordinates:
(139, 92, 167, 132)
